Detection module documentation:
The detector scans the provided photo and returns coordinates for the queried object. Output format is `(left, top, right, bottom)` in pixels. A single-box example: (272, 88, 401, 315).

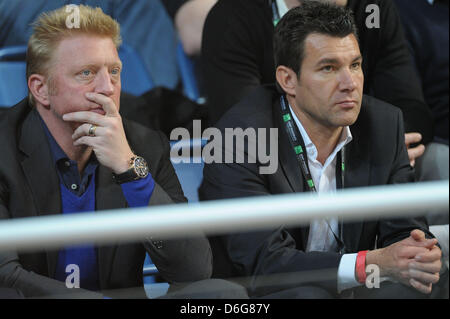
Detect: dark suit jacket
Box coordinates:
(0, 99, 212, 298)
(202, 0, 433, 143)
(199, 85, 431, 297)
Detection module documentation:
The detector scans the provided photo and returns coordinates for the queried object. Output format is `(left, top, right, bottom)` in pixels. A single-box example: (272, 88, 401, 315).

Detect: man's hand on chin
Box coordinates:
(62, 92, 134, 173)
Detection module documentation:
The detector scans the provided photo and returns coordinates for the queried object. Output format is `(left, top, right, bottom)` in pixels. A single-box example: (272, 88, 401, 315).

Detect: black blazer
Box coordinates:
(199, 85, 431, 297)
(0, 99, 212, 298)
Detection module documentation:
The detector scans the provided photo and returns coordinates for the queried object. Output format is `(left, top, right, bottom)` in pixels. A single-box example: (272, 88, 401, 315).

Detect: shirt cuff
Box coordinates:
(120, 174, 155, 208)
(337, 253, 362, 293)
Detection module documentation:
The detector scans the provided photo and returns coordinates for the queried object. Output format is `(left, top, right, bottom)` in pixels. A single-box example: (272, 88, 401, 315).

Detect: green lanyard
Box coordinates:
(279, 95, 346, 191)
(270, 0, 281, 26)
(280, 95, 347, 253)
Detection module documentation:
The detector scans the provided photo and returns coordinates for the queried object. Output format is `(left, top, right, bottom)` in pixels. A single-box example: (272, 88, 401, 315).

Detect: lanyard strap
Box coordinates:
(280, 95, 347, 253)
(270, 0, 281, 26)
(279, 95, 346, 191)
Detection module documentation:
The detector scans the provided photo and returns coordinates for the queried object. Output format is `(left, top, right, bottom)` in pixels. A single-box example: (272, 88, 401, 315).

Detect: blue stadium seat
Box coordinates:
(0, 45, 28, 107)
(0, 62, 27, 107)
(172, 160, 204, 203)
(176, 42, 201, 103)
(170, 138, 207, 203)
(118, 43, 154, 96)
(0, 45, 27, 61)
(171, 164, 204, 202)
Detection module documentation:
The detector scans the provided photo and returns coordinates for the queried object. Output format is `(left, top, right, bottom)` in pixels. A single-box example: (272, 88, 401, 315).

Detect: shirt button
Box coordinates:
(71, 184, 78, 190)
(65, 161, 71, 167)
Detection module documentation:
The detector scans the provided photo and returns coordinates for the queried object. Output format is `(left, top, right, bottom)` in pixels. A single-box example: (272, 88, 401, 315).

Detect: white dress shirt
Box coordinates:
(276, 0, 289, 18)
(289, 105, 361, 292)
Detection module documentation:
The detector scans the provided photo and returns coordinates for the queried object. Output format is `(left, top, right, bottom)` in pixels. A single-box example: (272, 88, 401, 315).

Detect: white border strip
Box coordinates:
(0, 181, 448, 252)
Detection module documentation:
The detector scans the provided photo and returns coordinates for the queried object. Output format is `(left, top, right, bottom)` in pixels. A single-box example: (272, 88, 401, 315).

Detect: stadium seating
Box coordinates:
(0, 45, 28, 107)
(176, 42, 201, 103)
(118, 44, 154, 96)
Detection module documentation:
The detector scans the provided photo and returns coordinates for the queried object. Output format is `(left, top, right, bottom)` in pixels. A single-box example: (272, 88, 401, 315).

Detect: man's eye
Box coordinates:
(81, 70, 92, 77)
(351, 62, 361, 69)
(322, 66, 333, 72)
(111, 68, 120, 75)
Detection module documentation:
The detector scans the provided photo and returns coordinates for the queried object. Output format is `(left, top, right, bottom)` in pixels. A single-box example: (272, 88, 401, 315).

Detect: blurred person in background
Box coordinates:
(394, 0, 449, 225)
(161, 0, 217, 57)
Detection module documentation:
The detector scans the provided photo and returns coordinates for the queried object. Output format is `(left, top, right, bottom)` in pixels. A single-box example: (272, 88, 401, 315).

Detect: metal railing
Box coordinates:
(0, 181, 448, 252)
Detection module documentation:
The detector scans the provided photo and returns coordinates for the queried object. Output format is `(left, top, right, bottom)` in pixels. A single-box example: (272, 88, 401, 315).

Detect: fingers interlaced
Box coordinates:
(405, 132, 422, 146)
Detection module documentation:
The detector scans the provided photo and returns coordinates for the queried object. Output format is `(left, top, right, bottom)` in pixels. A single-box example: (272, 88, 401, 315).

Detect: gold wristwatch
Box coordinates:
(112, 155, 149, 184)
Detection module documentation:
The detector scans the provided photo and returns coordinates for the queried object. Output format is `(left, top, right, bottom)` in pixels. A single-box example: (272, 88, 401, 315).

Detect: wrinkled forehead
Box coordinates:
(49, 34, 121, 72)
(302, 33, 361, 64)
(311, 0, 348, 6)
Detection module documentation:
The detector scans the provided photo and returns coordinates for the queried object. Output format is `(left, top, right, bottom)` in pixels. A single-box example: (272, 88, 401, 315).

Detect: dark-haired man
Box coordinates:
(200, 2, 446, 298)
(202, 0, 431, 168)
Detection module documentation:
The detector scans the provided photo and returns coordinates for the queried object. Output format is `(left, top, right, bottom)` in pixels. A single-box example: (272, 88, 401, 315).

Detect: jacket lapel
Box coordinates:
(272, 96, 310, 248)
(95, 164, 128, 288)
(19, 109, 61, 277)
(273, 93, 373, 252)
(273, 97, 305, 193)
(341, 101, 371, 253)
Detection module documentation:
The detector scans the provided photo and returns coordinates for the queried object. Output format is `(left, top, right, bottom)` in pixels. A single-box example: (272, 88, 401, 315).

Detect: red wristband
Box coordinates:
(356, 250, 368, 284)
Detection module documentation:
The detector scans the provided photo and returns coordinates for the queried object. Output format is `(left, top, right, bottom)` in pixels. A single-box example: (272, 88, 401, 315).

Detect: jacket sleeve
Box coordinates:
(0, 182, 102, 298)
(377, 108, 433, 248)
(142, 131, 213, 283)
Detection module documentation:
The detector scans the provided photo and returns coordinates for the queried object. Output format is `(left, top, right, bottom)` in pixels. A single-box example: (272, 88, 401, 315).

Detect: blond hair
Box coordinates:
(27, 5, 122, 106)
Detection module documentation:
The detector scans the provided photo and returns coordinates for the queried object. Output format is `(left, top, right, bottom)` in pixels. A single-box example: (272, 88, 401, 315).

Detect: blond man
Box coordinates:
(0, 5, 246, 299)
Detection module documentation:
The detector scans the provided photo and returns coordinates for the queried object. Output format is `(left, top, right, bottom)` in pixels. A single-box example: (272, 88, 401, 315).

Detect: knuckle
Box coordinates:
(110, 120, 119, 130)
(421, 288, 431, 295)
(432, 274, 440, 284)
(400, 272, 409, 279)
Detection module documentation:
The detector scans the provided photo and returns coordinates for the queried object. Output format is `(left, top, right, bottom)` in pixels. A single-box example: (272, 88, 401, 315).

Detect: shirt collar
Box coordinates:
(276, 0, 290, 18)
(39, 115, 70, 165)
(39, 114, 98, 168)
(288, 104, 353, 166)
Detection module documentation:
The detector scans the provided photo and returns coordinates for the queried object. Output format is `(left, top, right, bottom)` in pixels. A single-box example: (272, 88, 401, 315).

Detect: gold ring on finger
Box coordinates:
(88, 124, 97, 137)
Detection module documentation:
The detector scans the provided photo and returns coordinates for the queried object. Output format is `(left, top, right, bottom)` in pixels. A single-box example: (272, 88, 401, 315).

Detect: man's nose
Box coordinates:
(94, 69, 115, 96)
(338, 69, 357, 92)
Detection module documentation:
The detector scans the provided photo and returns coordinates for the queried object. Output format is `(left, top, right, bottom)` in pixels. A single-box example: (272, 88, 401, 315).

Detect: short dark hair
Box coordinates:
(273, 1, 358, 77)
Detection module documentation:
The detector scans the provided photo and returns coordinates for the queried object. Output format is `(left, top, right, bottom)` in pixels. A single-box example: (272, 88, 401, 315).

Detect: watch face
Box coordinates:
(133, 156, 149, 178)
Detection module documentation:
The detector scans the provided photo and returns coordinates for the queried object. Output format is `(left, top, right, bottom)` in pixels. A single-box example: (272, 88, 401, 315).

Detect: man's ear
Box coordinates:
(28, 74, 50, 107)
(275, 65, 298, 97)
